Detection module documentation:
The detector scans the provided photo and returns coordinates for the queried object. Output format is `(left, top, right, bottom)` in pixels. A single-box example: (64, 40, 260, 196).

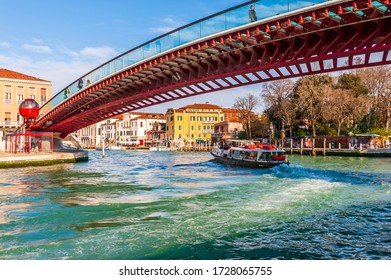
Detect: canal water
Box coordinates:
(0, 150, 390, 260)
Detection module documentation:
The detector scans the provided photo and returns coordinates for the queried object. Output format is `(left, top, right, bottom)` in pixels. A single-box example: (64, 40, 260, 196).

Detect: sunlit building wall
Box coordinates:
(166, 102, 225, 143)
(0, 68, 52, 130)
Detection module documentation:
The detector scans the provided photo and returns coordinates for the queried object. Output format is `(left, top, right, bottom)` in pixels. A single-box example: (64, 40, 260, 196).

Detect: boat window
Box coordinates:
(232, 150, 242, 159)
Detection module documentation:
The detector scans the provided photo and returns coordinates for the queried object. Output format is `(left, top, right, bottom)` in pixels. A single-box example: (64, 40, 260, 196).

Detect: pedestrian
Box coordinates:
(77, 78, 83, 90)
(63, 88, 70, 100)
(249, 5, 257, 22)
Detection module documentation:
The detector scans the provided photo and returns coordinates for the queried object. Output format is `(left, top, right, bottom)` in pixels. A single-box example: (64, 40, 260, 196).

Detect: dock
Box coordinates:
(287, 147, 391, 157)
(0, 150, 88, 168)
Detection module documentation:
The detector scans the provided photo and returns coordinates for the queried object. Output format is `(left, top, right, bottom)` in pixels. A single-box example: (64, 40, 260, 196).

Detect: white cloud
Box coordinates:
(162, 17, 179, 25)
(149, 16, 185, 34)
(0, 44, 119, 94)
(22, 44, 52, 54)
(149, 26, 175, 34)
(0, 41, 11, 48)
(32, 38, 43, 44)
(79, 46, 117, 61)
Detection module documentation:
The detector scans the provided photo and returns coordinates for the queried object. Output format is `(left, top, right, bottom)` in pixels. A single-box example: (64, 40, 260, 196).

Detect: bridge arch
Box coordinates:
(33, 0, 391, 137)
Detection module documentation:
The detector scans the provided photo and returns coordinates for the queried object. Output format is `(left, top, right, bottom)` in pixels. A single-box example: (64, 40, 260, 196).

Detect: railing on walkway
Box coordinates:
(5, 132, 54, 154)
(39, 0, 327, 118)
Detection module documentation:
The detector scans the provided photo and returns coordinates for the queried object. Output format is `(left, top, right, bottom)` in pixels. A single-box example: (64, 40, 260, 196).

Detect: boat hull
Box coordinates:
(211, 152, 287, 168)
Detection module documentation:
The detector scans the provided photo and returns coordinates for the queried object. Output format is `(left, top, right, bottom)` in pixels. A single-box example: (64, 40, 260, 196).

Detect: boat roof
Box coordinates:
(230, 146, 285, 152)
(225, 139, 260, 143)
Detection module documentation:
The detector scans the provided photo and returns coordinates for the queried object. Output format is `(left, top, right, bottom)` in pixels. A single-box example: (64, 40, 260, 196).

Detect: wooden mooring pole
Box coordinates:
(323, 138, 326, 156)
(102, 139, 105, 158)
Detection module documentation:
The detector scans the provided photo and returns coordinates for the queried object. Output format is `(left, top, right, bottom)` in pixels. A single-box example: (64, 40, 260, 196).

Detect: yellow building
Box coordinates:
(166, 103, 225, 143)
(0, 68, 52, 131)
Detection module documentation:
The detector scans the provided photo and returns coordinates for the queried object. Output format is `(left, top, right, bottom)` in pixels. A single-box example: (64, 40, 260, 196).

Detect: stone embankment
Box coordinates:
(0, 150, 88, 168)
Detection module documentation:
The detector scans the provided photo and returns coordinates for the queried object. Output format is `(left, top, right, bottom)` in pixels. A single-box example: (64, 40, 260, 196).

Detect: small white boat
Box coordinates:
(211, 140, 289, 168)
(110, 146, 123, 150)
(149, 146, 171, 151)
(149, 140, 172, 151)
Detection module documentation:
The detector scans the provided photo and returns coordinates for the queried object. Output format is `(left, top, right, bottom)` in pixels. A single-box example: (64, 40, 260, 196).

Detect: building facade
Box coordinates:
(212, 108, 244, 143)
(212, 121, 243, 143)
(74, 117, 121, 148)
(77, 123, 98, 148)
(73, 104, 245, 148)
(0, 68, 52, 131)
(75, 112, 165, 148)
(146, 121, 167, 147)
(126, 113, 165, 147)
(165, 103, 225, 144)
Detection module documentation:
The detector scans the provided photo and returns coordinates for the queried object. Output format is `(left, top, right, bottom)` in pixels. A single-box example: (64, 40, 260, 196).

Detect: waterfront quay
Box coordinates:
(0, 150, 88, 168)
(287, 147, 391, 157)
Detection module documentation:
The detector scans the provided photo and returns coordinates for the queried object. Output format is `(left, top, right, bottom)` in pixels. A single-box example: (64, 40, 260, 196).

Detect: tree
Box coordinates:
(336, 73, 369, 97)
(358, 66, 391, 129)
(233, 93, 260, 139)
(262, 79, 296, 137)
(293, 75, 333, 136)
(321, 88, 366, 136)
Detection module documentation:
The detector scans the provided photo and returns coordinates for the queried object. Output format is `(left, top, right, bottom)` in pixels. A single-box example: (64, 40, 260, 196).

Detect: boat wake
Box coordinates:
(272, 162, 390, 188)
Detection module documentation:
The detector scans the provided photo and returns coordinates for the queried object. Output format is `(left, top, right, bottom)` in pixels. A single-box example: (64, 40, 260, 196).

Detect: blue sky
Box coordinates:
(0, 0, 315, 113)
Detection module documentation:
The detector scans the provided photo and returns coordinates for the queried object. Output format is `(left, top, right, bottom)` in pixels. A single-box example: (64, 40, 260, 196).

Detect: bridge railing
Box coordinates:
(40, 0, 328, 118)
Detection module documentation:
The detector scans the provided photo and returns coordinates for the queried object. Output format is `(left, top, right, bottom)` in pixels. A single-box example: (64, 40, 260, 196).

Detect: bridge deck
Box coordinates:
(33, 0, 391, 137)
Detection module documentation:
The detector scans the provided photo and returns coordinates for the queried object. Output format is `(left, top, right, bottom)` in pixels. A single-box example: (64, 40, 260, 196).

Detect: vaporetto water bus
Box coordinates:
(210, 140, 289, 168)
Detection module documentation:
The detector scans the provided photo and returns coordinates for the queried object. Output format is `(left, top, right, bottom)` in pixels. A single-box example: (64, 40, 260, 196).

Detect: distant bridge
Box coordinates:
(32, 0, 391, 137)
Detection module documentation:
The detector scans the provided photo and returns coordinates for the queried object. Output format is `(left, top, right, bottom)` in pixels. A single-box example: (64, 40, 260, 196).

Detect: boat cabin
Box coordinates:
(354, 134, 382, 149)
(229, 147, 286, 161)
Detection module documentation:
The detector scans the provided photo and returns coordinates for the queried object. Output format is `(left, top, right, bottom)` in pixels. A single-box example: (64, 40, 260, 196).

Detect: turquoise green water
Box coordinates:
(0, 151, 390, 259)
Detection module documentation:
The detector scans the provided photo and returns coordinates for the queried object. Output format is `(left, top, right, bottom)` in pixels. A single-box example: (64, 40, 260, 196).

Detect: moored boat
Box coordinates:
(210, 140, 289, 168)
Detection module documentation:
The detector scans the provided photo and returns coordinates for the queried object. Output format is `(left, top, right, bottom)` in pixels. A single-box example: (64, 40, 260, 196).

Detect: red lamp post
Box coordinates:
(19, 99, 40, 132)
(18, 99, 40, 153)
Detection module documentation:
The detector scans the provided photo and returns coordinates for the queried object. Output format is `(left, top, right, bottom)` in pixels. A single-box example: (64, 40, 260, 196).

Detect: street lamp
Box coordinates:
(19, 99, 39, 153)
(19, 99, 39, 132)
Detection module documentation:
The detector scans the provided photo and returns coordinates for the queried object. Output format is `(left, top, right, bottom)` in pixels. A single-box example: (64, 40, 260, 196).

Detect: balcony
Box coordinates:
(0, 121, 23, 127)
(212, 132, 239, 139)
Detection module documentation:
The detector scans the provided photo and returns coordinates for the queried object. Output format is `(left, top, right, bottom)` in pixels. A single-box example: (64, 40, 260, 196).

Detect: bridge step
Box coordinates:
(344, 6, 366, 17)
(372, 1, 390, 13)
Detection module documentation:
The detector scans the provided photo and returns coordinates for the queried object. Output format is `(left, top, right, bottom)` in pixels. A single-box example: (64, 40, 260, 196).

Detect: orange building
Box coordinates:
(213, 108, 244, 143)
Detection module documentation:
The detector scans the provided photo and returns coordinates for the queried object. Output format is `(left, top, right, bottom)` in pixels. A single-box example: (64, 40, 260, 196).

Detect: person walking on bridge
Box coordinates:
(249, 5, 257, 22)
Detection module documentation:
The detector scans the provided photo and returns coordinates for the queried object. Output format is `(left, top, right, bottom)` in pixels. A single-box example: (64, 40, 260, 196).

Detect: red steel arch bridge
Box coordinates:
(32, 0, 391, 137)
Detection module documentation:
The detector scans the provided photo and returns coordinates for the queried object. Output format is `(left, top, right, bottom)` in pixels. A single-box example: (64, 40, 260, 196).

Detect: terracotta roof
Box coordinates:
(222, 108, 241, 113)
(113, 115, 123, 120)
(179, 103, 222, 110)
(172, 108, 185, 113)
(0, 68, 51, 83)
(130, 112, 165, 120)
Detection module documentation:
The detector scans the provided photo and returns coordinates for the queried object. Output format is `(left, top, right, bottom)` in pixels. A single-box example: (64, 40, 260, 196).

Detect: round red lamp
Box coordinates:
(19, 99, 40, 131)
